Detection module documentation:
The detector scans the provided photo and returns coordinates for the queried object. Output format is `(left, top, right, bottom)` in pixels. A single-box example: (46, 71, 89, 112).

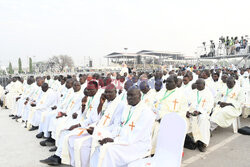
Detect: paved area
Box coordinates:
(0, 108, 249, 167)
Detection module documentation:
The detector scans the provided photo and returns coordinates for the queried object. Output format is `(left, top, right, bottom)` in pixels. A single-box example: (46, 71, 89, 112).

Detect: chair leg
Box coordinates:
(237, 117, 241, 129)
(232, 118, 238, 134)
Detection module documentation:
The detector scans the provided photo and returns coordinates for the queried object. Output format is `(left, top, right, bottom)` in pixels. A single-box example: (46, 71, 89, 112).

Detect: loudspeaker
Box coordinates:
(89, 60, 93, 67)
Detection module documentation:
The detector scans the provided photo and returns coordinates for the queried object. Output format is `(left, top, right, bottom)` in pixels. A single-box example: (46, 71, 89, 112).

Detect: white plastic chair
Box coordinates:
(232, 117, 241, 133)
(243, 89, 250, 117)
(233, 89, 250, 133)
(128, 113, 187, 167)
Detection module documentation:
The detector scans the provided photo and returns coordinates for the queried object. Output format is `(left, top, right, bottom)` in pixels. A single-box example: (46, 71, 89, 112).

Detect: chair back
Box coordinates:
(155, 113, 187, 167)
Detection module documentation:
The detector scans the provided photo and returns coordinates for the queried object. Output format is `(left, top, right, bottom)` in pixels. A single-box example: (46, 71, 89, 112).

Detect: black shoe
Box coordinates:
(5, 106, 9, 109)
(49, 146, 57, 152)
(9, 114, 14, 117)
(36, 132, 44, 139)
(40, 140, 47, 146)
(40, 155, 61, 166)
(46, 140, 55, 146)
(184, 135, 197, 150)
(40, 138, 55, 147)
(12, 115, 17, 119)
(16, 116, 21, 119)
(29, 126, 39, 131)
(197, 141, 207, 152)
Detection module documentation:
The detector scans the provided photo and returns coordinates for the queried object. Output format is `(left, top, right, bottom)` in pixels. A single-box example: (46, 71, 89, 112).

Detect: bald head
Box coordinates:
(104, 84, 117, 101)
(42, 83, 49, 92)
(155, 80, 162, 92)
(196, 79, 205, 91)
(139, 81, 150, 94)
(165, 75, 178, 90)
(226, 76, 235, 89)
(37, 77, 45, 87)
(73, 81, 81, 92)
(66, 79, 74, 89)
(127, 86, 141, 106)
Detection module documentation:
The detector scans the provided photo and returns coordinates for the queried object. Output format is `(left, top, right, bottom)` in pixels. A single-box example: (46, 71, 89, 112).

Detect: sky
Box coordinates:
(0, 0, 250, 68)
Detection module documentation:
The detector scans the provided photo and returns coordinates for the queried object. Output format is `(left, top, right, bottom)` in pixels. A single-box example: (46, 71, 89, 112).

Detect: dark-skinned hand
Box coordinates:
(24, 100, 28, 105)
(82, 96, 88, 105)
(68, 124, 80, 131)
(100, 93, 106, 104)
(186, 111, 191, 118)
(72, 112, 78, 119)
(98, 138, 114, 145)
(87, 127, 94, 135)
(81, 96, 88, 113)
(31, 103, 36, 107)
(219, 102, 227, 108)
(193, 111, 201, 116)
(56, 112, 66, 119)
(16, 97, 21, 102)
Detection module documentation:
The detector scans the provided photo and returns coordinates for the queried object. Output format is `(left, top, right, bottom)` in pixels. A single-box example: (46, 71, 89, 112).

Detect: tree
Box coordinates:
(48, 55, 74, 72)
(8, 62, 14, 74)
(18, 58, 23, 73)
(29, 57, 33, 73)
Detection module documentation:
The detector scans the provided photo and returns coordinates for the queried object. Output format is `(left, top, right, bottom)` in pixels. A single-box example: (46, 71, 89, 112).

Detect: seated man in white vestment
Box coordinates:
(40, 84, 123, 166)
(210, 76, 245, 130)
(39, 80, 99, 164)
(6, 77, 23, 111)
(48, 81, 83, 151)
(139, 81, 151, 101)
(22, 77, 44, 127)
(200, 69, 216, 97)
(186, 79, 214, 152)
(39, 79, 75, 145)
(89, 86, 155, 167)
(151, 75, 188, 154)
(65, 84, 125, 167)
(15, 77, 36, 120)
(29, 83, 58, 130)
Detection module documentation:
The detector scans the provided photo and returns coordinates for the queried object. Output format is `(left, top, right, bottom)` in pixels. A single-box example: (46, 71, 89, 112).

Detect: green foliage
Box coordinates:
(8, 62, 14, 74)
(18, 58, 23, 73)
(29, 57, 33, 73)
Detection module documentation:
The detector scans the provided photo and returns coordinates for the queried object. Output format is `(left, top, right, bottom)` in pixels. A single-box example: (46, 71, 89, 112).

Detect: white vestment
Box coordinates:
(211, 85, 244, 128)
(66, 97, 125, 167)
(188, 88, 214, 145)
(30, 89, 58, 126)
(17, 82, 40, 118)
(151, 88, 188, 154)
(90, 101, 155, 167)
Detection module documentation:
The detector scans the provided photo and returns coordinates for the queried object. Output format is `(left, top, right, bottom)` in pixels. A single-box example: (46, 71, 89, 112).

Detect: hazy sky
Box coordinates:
(0, 0, 250, 68)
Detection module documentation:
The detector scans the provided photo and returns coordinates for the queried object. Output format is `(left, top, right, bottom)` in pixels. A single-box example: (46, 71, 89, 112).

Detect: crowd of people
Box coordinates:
(0, 65, 249, 167)
(200, 36, 249, 58)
